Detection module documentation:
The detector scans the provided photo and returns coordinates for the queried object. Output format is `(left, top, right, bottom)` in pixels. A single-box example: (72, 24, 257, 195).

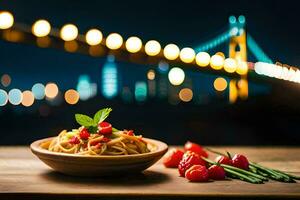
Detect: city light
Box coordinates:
(179, 47, 195, 63)
(64, 41, 78, 52)
(36, 37, 51, 48)
(76, 75, 93, 100)
(254, 62, 300, 83)
(32, 19, 51, 37)
(158, 61, 169, 73)
(214, 77, 227, 92)
(0, 89, 8, 106)
(8, 89, 22, 105)
(179, 88, 193, 102)
(236, 61, 248, 75)
(21, 90, 34, 107)
(224, 58, 237, 73)
(1, 74, 11, 87)
(195, 52, 210, 67)
(135, 81, 147, 102)
(125, 36, 142, 53)
(102, 55, 118, 98)
(230, 27, 239, 36)
(85, 29, 103, 45)
(145, 40, 161, 56)
(216, 52, 225, 59)
(229, 15, 236, 24)
(163, 44, 180, 60)
(45, 83, 59, 99)
(31, 83, 45, 100)
(238, 15, 246, 24)
(106, 33, 123, 50)
(210, 54, 224, 70)
(0, 11, 14, 29)
(147, 70, 155, 80)
(168, 67, 185, 86)
(64, 89, 79, 105)
(60, 24, 78, 41)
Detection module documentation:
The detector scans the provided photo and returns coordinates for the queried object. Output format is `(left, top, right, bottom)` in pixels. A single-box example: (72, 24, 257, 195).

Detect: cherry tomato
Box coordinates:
(184, 141, 208, 158)
(98, 121, 112, 135)
(79, 128, 90, 140)
(127, 130, 134, 136)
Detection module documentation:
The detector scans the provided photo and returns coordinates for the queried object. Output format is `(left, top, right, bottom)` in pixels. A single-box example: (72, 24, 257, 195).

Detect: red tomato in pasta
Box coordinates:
(98, 122, 112, 135)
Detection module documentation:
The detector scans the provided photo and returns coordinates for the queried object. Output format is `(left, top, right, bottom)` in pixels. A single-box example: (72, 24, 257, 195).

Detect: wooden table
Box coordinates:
(0, 146, 299, 199)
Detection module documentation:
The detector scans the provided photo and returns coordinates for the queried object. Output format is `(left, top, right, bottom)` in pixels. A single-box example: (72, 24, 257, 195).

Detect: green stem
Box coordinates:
(273, 169, 300, 180)
(250, 163, 285, 179)
(224, 168, 263, 184)
(220, 163, 268, 181)
(250, 162, 295, 182)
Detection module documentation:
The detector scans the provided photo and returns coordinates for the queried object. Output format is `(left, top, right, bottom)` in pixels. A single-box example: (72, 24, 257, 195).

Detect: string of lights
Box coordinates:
(0, 10, 247, 79)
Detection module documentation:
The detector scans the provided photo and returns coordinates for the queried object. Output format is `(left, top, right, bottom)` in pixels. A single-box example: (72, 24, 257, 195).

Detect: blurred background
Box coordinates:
(0, 0, 299, 146)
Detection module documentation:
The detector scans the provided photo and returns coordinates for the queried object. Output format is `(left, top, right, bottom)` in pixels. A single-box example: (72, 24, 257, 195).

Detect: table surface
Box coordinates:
(0, 146, 299, 200)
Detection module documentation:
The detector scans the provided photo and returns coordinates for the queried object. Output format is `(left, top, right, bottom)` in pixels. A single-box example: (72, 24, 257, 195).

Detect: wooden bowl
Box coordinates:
(30, 137, 168, 177)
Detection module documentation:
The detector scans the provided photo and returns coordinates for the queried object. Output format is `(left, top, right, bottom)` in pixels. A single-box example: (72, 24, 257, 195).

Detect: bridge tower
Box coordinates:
(228, 15, 248, 103)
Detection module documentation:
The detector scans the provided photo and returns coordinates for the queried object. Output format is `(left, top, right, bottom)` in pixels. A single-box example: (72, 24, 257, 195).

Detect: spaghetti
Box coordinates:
(41, 129, 150, 156)
(40, 107, 151, 156)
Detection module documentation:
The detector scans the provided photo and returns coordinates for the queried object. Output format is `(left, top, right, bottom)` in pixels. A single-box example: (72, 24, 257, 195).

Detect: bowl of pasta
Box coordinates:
(30, 108, 168, 176)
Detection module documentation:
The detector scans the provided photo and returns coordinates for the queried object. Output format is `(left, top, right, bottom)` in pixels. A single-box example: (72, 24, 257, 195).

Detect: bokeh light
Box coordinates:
(60, 24, 78, 41)
(158, 61, 169, 73)
(0, 11, 14, 29)
(216, 52, 225, 59)
(135, 81, 147, 102)
(179, 88, 193, 102)
(64, 89, 80, 105)
(64, 41, 78, 52)
(31, 83, 45, 100)
(229, 15, 236, 24)
(1, 74, 11, 87)
(196, 52, 210, 67)
(32, 19, 51, 37)
(45, 83, 58, 99)
(214, 77, 227, 92)
(0, 89, 8, 106)
(179, 47, 195, 63)
(238, 15, 246, 24)
(224, 58, 237, 73)
(147, 70, 155, 80)
(36, 37, 51, 48)
(125, 36, 142, 53)
(21, 90, 35, 107)
(106, 33, 123, 50)
(210, 54, 224, 70)
(168, 67, 185, 86)
(8, 88, 22, 105)
(145, 40, 161, 56)
(85, 29, 103, 45)
(236, 61, 248, 75)
(163, 44, 180, 60)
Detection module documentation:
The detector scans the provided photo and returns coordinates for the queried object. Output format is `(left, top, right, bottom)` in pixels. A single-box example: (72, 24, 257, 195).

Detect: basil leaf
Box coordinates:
(75, 114, 94, 127)
(93, 108, 112, 124)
